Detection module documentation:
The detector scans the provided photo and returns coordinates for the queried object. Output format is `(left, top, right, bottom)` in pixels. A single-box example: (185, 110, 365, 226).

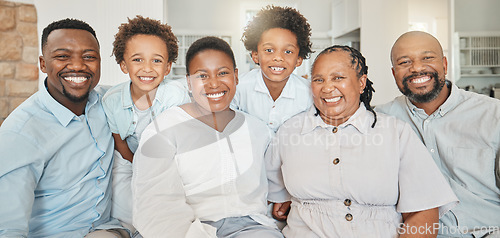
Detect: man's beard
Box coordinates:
(400, 72, 445, 103)
(62, 83, 91, 103)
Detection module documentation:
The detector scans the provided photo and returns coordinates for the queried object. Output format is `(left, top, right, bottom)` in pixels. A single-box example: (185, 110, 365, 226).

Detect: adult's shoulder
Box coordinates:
(374, 95, 407, 115)
(0, 92, 42, 134)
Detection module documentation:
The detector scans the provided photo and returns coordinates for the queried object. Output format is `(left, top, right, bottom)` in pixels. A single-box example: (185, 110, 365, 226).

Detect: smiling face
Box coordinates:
(187, 49, 238, 114)
(40, 29, 100, 107)
(391, 32, 448, 103)
(120, 34, 172, 97)
(311, 51, 366, 126)
(251, 28, 303, 84)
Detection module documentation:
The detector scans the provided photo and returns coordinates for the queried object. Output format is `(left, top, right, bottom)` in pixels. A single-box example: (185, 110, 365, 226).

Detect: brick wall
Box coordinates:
(0, 1, 38, 125)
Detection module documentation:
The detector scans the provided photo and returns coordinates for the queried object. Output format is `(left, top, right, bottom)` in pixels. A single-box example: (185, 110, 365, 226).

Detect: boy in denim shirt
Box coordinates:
(102, 15, 190, 231)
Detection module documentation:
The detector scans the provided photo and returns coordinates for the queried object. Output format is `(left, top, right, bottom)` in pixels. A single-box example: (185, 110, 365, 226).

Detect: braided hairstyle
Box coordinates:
(312, 45, 377, 127)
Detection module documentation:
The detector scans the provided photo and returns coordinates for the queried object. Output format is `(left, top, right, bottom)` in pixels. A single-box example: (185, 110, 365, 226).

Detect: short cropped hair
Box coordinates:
(185, 36, 236, 74)
(242, 5, 312, 59)
(41, 18, 98, 53)
(112, 15, 178, 64)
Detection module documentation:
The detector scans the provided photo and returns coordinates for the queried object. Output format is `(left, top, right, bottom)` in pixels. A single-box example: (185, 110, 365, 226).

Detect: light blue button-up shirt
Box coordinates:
(102, 79, 190, 152)
(0, 81, 121, 237)
(376, 82, 500, 237)
(231, 68, 313, 132)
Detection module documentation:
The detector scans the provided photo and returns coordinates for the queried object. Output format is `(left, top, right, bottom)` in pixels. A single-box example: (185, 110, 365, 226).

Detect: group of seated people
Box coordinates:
(0, 5, 499, 238)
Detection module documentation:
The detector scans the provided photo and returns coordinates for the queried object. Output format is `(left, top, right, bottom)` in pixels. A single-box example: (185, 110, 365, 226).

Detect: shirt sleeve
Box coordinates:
(396, 122, 458, 217)
(266, 129, 291, 203)
(101, 95, 119, 135)
(0, 131, 44, 237)
(131, 128, 216, 238)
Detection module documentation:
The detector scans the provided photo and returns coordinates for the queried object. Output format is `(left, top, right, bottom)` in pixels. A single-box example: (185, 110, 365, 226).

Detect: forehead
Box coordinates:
(190, 50, 233, 69)
(392, 34, 442, 59)
(313, 51, 354, 72)
(259, 28, 298, 46)
(45, 29, 99, 52)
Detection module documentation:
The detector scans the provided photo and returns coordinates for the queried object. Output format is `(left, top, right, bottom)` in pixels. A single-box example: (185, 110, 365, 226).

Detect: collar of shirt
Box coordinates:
(405, 80, 459, 119)
(254, 69, 296, 99)
(300, 104, 371, 135)
(120, 81, 165, 109)
(40, 78, 99, 127)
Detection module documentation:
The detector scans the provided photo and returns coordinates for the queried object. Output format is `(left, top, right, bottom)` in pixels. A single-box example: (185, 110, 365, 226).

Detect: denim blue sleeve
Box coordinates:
(0, 131, 45, 237)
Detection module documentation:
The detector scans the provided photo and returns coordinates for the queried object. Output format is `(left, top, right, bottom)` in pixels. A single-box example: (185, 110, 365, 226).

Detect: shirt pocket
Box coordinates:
(447, 147, 495, 192)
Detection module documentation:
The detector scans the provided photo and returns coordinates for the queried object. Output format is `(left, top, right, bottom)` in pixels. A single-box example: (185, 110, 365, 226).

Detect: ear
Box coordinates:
(359, 74, 367, 94)
(234, 68, 239, 86)
(120, 61, 129, 74)
(391, 67, 396, 78)
(295, 57, 303, 67)
(186, 74, 192, 92)
(39, 55, 47, 73)
(251, 51, 259, 65)
(163, 61, 173, 77)
(442, 56, 448, 76)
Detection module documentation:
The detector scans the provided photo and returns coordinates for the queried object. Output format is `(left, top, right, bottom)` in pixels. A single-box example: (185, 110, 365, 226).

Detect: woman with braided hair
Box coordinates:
(266, 45, 458, 237)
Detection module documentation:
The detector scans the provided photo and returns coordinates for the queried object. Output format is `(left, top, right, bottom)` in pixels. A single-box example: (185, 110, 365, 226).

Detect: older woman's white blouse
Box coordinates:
(132, 107, 275, 238)
(268, 105, 458, 217)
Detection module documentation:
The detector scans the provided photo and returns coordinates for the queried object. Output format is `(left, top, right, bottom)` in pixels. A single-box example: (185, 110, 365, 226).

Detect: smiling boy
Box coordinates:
(231, 5, 313, 132)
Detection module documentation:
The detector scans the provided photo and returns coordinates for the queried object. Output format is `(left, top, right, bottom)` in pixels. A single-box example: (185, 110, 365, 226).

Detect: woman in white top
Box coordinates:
(267, 45, 458, 238)
(132, 37, 282, 238)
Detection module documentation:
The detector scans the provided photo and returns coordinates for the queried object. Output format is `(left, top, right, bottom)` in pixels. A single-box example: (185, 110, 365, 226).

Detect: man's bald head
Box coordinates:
(391, 31, 444, 66)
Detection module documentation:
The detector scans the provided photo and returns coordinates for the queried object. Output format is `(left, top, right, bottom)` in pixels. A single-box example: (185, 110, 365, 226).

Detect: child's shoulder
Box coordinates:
(103, 81, 130, 100)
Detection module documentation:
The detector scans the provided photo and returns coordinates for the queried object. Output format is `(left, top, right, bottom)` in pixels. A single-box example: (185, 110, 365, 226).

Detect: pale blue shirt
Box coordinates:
(0, 81, 122, 237)
(102, 79, 190, 152)
(376, 82, 500, 237)
(231, 68, 313, 132)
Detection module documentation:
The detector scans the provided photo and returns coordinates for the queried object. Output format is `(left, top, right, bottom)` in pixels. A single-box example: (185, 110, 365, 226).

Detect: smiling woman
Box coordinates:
(132, 36, 283, 238)
(267, 45, 459, 238)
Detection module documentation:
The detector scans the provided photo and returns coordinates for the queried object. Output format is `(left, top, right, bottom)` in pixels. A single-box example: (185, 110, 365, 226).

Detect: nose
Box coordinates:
(206, 75, 221, 88)
(322, 80, 336, 93)
(273, 51, 284, 62)
(143, 61, 153, 73)
(67, 56, 86, 71)
(409, 60, 425, 73)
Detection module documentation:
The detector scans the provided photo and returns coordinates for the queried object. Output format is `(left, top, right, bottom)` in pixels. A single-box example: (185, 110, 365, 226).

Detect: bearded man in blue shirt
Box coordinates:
(0, 19, 129, 237)
(377, 31, 500, 238)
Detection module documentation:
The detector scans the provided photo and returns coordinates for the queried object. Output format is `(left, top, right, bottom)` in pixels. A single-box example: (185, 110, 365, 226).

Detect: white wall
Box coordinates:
(166, 0, 332, 76)
(360, 0, 409, 106)
(34, 0, 165, 87)
(455, 0, 500, 32)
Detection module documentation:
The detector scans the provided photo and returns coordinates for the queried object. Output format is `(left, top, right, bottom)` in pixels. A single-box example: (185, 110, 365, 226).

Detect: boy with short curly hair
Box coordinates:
(102, 15, 190, 230)
(231, 5, 313, 132)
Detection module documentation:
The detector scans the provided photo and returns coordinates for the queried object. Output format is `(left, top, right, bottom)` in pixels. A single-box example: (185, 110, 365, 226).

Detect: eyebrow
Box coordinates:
(261, 42, 298, 48)
(52, 48, 98, 53)
(129, 53, 165, 59)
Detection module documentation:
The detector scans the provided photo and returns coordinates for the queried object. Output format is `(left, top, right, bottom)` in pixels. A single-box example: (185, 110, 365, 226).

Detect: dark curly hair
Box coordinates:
(312, 45, 377, 128)
(112, 15, 178, 64)
(185, 36, 236, 74)
(242, 5, 312, 59)
(41, 18, 98, 53)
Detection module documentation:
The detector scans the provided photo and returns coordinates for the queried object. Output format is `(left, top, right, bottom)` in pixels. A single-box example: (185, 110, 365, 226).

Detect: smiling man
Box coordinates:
(0, 19, 128, 237)
(377, 31, 500, 237)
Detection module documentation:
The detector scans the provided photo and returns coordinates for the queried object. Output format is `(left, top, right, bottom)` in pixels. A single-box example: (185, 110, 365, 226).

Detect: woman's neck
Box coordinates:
(182, 103, 235, 132)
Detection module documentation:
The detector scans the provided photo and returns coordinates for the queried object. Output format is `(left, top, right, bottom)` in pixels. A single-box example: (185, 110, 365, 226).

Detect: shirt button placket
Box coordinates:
(344, 199, 353, 221)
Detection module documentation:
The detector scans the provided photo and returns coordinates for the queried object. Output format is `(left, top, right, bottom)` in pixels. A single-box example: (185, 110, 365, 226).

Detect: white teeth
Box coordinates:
(139, 77, 154, 81)
(206, 92, 225, 99)
(271, 67, 284, 71)
(324, 97, 341, 103)
(64, 77, 88, 83)
(411, 76, 431, 84)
